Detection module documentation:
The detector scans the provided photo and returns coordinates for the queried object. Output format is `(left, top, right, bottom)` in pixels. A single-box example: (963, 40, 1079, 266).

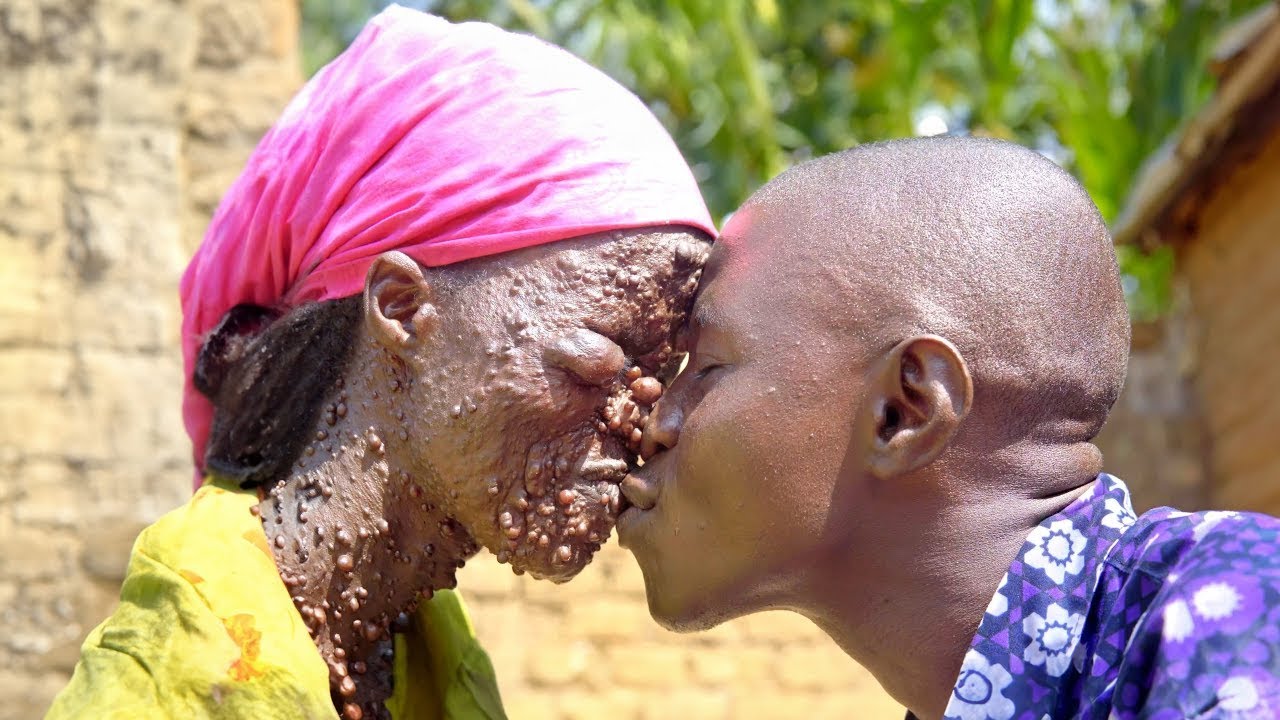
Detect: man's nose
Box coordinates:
(639, 396, 682, 460)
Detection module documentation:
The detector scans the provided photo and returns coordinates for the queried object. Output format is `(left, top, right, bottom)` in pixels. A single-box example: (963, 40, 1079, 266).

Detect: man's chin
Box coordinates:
(642, 580, 729, 633)
(619, 528, 728, 633)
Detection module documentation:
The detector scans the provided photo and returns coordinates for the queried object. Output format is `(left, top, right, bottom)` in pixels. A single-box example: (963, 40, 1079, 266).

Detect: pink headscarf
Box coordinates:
(180, 6, 715, 476)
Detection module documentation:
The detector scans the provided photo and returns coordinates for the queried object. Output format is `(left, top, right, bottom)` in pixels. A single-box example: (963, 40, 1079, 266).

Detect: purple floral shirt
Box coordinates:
(936, 473, 1280, 720)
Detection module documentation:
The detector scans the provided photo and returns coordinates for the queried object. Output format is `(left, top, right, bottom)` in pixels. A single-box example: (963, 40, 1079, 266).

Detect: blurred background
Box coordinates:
(2, 0, 1279, 716)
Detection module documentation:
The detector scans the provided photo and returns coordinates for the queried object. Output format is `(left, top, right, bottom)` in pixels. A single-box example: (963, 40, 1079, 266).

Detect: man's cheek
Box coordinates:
(678, 413, 741, 506)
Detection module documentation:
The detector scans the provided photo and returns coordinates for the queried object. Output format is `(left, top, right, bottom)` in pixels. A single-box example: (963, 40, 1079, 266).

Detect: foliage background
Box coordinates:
(299, 0, 1268, 320)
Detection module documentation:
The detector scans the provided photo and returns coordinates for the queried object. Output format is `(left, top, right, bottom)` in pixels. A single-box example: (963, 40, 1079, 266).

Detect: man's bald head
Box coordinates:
(726, 136, 1130, 447)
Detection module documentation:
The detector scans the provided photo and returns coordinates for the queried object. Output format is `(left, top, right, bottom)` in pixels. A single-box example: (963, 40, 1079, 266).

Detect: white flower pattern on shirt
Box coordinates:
(1024, 518, 1086, 584)
(1101, 496, 1137, 531)
(1218, 676, 1259, 711)
(1022, 603, 1084, 677)
(1162, 599, 1195, 642)
(947, 650, 1016, 720)
(1193, 581, 1242, 621)
(1192, 510, 1239, 541)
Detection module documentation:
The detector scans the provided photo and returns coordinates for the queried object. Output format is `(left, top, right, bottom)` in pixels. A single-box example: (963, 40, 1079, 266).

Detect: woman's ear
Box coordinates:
(864, 334, 973, 480)
(363, 251, 439, 351)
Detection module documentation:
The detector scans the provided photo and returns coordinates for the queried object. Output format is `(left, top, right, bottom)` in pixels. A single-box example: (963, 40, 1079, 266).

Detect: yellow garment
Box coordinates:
(46, 479, 506, 720)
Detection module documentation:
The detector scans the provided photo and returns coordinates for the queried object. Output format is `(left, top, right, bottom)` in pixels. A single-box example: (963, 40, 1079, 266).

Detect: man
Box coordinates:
(620, 137, 1280, 719)
(47, 8, 713, 720)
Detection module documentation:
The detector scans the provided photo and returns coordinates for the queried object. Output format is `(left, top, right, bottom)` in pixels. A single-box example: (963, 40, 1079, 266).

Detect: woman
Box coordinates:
(48, 7, 713, 720)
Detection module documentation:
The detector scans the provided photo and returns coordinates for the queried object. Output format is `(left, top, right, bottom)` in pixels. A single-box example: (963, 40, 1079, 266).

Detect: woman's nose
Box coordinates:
(544, 329, 625, 387)
(639, 396, 682, 460)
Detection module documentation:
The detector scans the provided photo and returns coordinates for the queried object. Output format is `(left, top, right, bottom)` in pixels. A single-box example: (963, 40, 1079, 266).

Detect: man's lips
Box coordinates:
(620, 469, 660, 511)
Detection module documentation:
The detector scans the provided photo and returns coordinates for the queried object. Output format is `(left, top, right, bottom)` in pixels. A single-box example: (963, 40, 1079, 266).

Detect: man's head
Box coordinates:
(619, 137, 1130, 629)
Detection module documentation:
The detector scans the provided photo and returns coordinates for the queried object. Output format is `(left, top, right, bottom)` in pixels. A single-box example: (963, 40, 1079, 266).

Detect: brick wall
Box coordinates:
(1178, 123, 1280, 513)
(1093, 294, 1209, 514)
(0, 0, 299, 714)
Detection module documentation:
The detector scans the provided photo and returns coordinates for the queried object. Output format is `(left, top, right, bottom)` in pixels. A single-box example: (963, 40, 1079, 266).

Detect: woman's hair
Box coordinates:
(194, 297, 362, 487)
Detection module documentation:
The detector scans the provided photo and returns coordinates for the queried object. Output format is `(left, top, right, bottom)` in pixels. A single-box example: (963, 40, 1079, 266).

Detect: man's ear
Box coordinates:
(363, 251, 439, 351)
(865, 334, 973, 480)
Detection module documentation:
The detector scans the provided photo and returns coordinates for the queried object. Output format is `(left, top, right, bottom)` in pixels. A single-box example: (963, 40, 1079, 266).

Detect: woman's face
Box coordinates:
(392, 228, 710, 581)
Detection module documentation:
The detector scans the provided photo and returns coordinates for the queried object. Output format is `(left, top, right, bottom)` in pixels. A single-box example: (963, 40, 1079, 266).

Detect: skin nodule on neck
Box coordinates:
(257, 352, 479, 720)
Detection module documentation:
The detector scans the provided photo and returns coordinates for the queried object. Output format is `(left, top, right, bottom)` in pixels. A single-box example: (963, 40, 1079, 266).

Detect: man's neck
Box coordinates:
(802, 447, 1100, 720)
(258, 376, 479, 720)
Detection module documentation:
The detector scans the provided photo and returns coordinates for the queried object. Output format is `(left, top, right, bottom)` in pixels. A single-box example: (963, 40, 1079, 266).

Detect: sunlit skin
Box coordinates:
(620, 138, 1129, 720)
(249, 228, 709, 718)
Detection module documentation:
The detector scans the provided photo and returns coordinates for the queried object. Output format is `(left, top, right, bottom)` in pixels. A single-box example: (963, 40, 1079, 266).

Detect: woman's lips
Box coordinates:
(576, 458, 629, 484)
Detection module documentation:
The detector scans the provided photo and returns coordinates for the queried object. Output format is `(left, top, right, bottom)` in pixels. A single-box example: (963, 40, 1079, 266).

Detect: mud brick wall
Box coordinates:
(1176, 125, 1280, 513)
(0, 0, 299, 714)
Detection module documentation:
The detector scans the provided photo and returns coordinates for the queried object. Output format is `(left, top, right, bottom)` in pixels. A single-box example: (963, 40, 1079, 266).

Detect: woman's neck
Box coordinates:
(258, 382, 478, 720)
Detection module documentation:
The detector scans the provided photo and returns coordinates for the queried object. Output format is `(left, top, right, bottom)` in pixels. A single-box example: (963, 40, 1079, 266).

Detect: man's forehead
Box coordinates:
(698, 196, 889, 354)
(693, 217, 808, 338)
(707, 201, 822, 290)
(690, 282, 731, 333)
(689, 246, 734, 332)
